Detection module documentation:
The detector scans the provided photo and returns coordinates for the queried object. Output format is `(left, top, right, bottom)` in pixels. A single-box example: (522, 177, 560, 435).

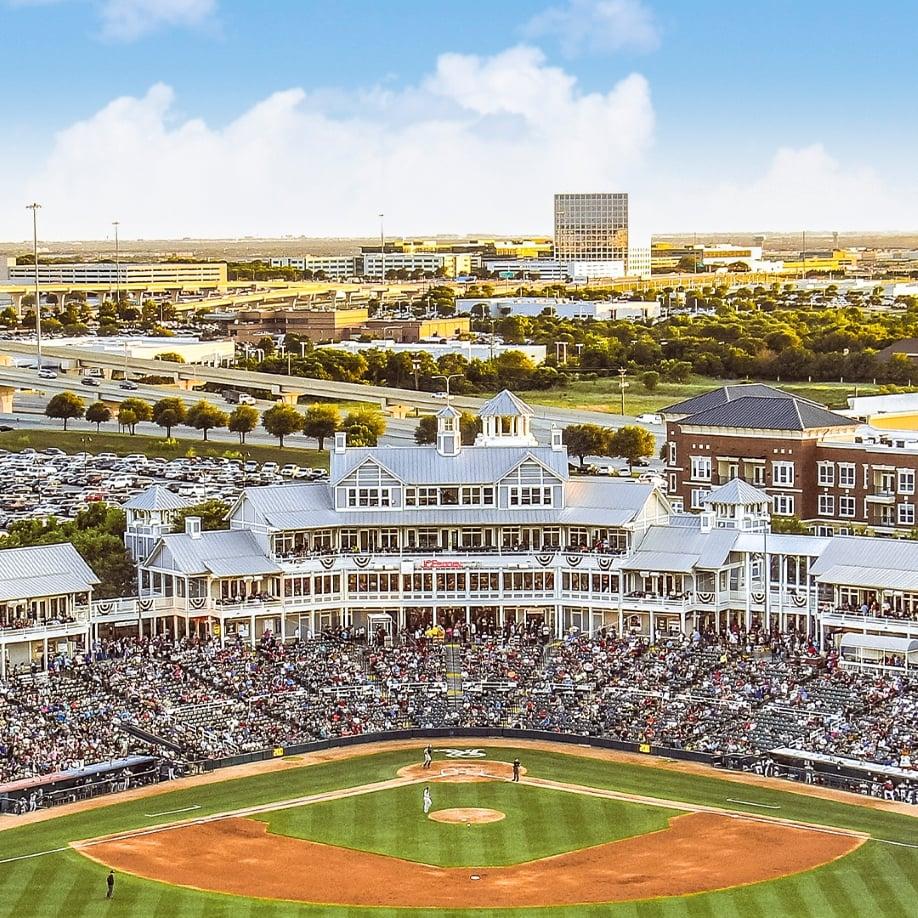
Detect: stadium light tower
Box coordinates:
(113, 220, 120, 307)
(26, 203, 42, 372)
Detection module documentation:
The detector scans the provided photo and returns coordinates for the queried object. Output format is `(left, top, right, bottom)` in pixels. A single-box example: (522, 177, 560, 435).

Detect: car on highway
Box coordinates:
(119, 380, 139, 390)
(637, 413, 662, 425)
(431, 392, 448, 400)
(37, 368, 58, 380)
(80, 376, 100, 387)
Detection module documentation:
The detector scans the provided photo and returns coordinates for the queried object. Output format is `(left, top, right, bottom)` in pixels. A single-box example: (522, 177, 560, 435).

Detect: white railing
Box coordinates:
(821, 610, 918, 635)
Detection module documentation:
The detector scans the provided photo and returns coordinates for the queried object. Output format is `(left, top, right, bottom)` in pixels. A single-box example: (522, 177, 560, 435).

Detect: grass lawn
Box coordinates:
(0, 427, 330, 468)
(258, 781, 674, 866)
(0, 745, 915, 918)
(512, 374, 889, 415)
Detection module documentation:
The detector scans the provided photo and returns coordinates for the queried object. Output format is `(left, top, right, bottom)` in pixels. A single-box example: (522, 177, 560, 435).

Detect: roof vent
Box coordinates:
(334, 431, 347, 454)
(185, 516, 202, 539)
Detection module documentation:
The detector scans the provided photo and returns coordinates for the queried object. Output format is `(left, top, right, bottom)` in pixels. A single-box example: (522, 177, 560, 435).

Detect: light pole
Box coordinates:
(113, 220, 120, 308)
(26, 203, 42, 372)
(618, 367, 629, 416)
(432, 373, 462, 407)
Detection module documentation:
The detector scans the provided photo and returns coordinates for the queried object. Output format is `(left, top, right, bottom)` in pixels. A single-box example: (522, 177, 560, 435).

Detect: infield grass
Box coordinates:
(0, 744, 915, 918)
(258, 781, 675, 866)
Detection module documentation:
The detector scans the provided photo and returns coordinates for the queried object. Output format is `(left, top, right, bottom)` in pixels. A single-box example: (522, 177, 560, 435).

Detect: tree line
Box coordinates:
(44, 393, 387, 448)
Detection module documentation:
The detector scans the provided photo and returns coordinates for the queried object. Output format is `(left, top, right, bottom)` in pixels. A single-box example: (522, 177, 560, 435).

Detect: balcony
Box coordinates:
(866, 491, 896, 504)
(0, 618, 91, 642)
(821, 609, 918, 637)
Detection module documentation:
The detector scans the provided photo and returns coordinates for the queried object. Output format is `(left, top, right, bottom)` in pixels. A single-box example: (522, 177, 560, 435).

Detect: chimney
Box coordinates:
(550, 426, 563, 452)
(334, 431, 347, 454)
(185, 516, 202, 539)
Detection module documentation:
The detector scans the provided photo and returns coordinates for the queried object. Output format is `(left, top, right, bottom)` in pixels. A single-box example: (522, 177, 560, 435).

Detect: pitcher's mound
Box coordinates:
(429, 808, 506, 825)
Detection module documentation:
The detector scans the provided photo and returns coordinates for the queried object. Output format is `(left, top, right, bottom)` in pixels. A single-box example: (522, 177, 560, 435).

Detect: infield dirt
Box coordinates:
(80, 808, 861, 908)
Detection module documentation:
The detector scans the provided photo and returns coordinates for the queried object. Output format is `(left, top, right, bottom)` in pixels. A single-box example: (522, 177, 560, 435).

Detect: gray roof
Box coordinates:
(818, 564, 918, 592)
(0, 543, 98, 602)
(624, 525, 739, 571)
(330, 444, 568, 487)
(810, 535, 918, 579)
(234, 478, 658, 531)
(662, 384, 795, 417)
(839, 633, 918, 654)
(478, 390, 534, 418)
(733, 532, 831, 556)
(677, 396, 855, 431)
(122, 485, 191, 512)
(703, 479, 771, 506)
(148, 530, 280, 577)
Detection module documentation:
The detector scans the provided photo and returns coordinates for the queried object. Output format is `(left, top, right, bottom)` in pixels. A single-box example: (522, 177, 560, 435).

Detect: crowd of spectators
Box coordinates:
(1, 627, 915, 809)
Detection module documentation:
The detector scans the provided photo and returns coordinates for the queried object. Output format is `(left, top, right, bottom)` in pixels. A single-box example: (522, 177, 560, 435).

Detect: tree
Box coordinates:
(173, 499, 230, 533)
(414, 411, 480, 445)
(85, 401, 112, 431)
(228, 404, 259, 444)
(45, 391, 85, 431)
(186, 401, 228, 441)
(262, 403, 303, 447)
(608, 425, 656, 472)
(641, 370, 660, 392)
(118, 407, 138, 434)
(342, 407, 386, 446)
(155, 351, 185, 363)
(562, 424, 610, 468)
(152, 397, 187, 438)
(302, 404, 340, 450)
(118, 397, 152, 435)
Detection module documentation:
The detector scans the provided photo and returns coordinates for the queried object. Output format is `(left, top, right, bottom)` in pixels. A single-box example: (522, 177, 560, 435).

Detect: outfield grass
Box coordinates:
(0, 428, 330, 468)
(511, 374, 888, 415)
(259, 781, 674, 866)
(0, 744, 915, 918)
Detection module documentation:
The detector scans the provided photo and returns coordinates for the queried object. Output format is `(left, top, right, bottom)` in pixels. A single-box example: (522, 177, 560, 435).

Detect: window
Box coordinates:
(773, 495, 795, 516)
(818, 494, 835, 516)
(817, 463, 835, 486)
(690, 456, 711, 481)
(668, 442, 676, 464)
(690, 488, 710, 509)
(898, 503, 915, 526)
(772, 461, 794, 486)
(839, 495, 856, 518)
(509, 486, 553, 507)
(751, 465, 766, 486)
(838, 463, 856, 488)
(898, 469, 916, 495)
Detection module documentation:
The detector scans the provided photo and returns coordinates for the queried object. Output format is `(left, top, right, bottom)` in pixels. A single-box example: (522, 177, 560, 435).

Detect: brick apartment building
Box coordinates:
(663, 384, 918, 535)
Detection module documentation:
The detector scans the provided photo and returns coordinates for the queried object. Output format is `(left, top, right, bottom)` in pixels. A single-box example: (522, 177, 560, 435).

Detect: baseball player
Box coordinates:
(423, 744, 433, 769)
(512, 758, 521, 782)
(423, 785, 432, 814)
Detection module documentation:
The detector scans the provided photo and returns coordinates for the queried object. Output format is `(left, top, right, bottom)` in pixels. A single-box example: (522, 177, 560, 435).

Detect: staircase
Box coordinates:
(444, 643, 464, 711)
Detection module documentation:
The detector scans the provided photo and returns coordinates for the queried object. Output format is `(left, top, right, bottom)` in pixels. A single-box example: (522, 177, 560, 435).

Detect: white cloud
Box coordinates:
(98, 0, 216, 40)
(653, 144, 917, 231)
(5, 0, 217, 41)
(523, 0, 660, 56)
(9, 45, 655, 238)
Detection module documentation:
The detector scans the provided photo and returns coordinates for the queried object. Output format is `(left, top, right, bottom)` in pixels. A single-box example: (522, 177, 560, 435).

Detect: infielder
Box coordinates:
(423, 744, 433, 769)
(423, 785, 432, 814)
(512, 758, 521, 782)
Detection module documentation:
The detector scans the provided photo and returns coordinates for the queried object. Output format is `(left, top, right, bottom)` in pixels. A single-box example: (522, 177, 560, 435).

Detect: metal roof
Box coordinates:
(839, 633, 918, 654)
(677, 396, 855, 432)
(620, 551, 697, 573)
(704, 479, 771, 506)
(811, 535, 918, 578)
(623, 525, 738, 571)
(733, 532, 831, 556)
(150, 530, 280, 577)
(477, 390, 534, 418)
(330, 444, 569, 487)
(816, 564, 918, 592)
(0, 543, 98, 601)
(122, 485, 191, 512)
(662, 384, 795, 417)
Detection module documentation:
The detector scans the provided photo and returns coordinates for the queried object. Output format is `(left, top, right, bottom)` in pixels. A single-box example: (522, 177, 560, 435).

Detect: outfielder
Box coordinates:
(423, 785, 432, 814)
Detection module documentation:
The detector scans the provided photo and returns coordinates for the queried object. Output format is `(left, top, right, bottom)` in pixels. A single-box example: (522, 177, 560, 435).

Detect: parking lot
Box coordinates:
(0, 448, 328, 530)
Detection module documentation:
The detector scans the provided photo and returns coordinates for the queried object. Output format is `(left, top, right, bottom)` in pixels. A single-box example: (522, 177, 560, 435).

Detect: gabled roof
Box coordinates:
(811, 535, 918, 581)
(122, 485, 191, 512)
(703, 478, 771, 506)
(147, 530, 280, 577)
(662, 384, 795, 417)
(677, 396, 855, 431)
(330, 444, 568, 487)
(0, 543, 98, 601)
(478, 390, 534, 418)
(623, 525, 739, 572)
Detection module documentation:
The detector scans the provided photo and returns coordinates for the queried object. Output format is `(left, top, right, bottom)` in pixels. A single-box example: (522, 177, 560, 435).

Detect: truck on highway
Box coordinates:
(223, 389, 256, 406)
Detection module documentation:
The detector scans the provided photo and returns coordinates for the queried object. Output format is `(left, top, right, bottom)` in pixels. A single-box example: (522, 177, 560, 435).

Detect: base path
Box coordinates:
(79, 809, 860, 908)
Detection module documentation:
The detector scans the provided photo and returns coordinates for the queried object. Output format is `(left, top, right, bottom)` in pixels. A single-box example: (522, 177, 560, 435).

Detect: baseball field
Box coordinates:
(1, 739, 916, 917)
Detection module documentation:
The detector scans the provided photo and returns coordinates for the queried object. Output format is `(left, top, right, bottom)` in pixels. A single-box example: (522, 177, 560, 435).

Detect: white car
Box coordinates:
(637, 413, 662, 425)
(431, 392, 448, 400)
(280, 464, 301, 477)
(261, 462, 279, 474)
(37, 368, 58, 380)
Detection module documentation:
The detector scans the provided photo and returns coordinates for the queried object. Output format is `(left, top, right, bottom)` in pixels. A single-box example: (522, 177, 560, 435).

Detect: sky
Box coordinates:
(1, 0, 916, 240)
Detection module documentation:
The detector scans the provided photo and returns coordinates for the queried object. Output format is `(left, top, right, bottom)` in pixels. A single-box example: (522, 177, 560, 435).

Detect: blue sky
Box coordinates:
(1, 0, 916, 239)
